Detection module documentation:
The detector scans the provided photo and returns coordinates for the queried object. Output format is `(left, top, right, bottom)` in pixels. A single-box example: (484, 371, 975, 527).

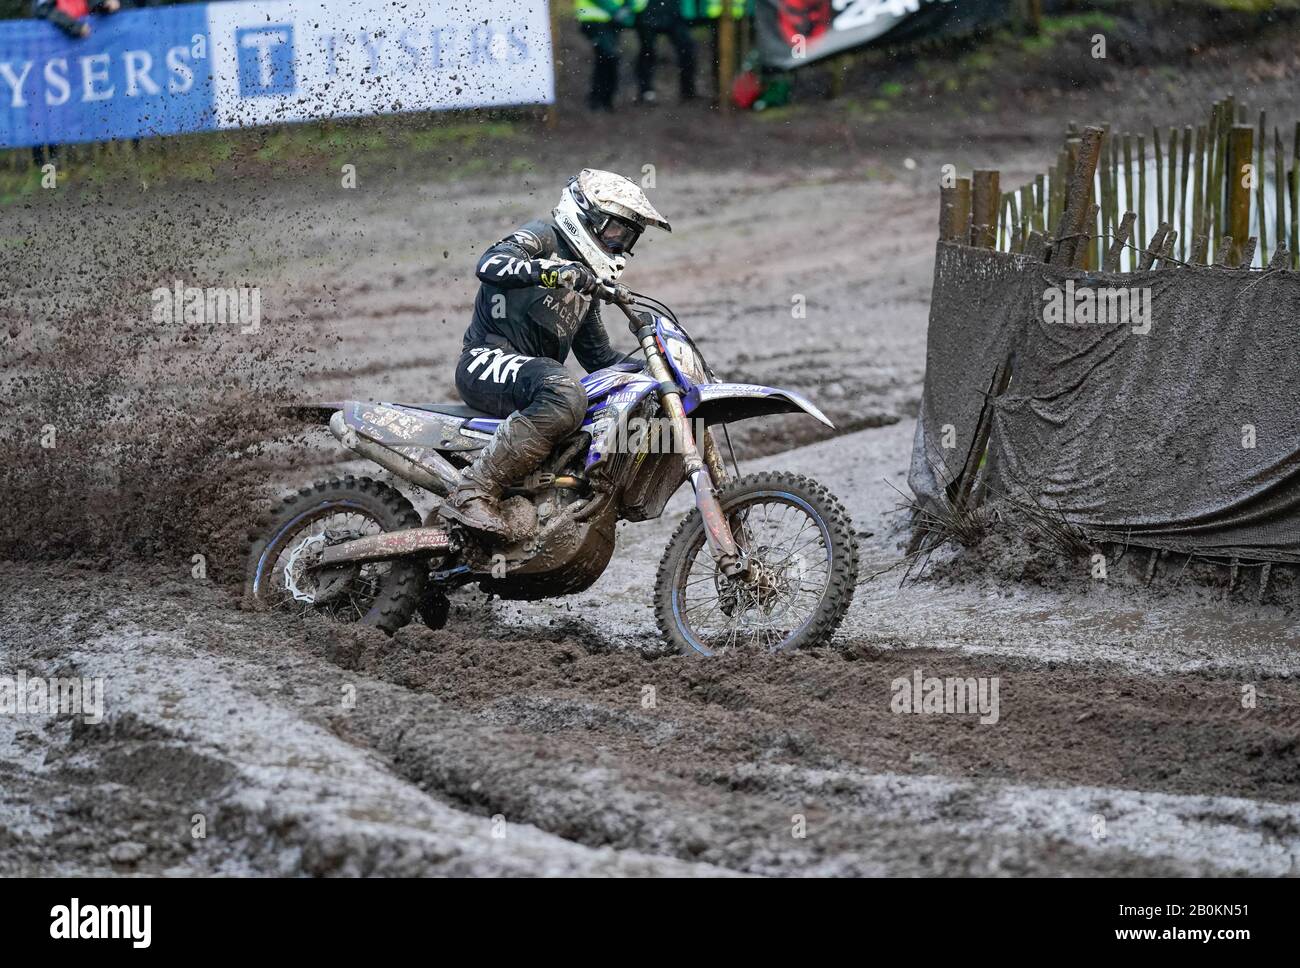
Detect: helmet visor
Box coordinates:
(597, 215, 642, 254)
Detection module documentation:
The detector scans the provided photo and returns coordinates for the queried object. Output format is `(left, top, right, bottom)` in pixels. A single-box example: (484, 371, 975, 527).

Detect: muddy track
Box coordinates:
(7, 32, 1300, 874)
(4, 518, 1299, 878)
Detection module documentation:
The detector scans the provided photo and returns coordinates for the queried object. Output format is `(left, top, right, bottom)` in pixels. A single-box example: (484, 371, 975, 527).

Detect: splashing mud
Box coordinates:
(0, 197, 320, 578)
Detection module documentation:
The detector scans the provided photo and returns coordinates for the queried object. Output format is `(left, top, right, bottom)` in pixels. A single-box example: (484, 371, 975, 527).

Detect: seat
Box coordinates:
(402, 402, 499, 420)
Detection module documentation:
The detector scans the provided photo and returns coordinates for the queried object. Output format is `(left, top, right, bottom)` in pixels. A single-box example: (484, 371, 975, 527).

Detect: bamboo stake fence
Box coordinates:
(943, 97, 1300, 272)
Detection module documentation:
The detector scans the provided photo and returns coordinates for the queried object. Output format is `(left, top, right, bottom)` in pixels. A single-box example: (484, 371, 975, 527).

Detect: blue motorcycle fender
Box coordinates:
(681, 383, 834, 429)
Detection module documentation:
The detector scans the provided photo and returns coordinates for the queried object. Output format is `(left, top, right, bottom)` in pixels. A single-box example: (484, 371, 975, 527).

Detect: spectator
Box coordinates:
(575, 0, 635, 112)
(634, 0, 697, 104)
(31, 0, 120, 39)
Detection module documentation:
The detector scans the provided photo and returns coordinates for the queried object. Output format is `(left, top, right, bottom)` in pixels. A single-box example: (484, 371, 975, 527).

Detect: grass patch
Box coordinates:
(0, 112, 525, 204)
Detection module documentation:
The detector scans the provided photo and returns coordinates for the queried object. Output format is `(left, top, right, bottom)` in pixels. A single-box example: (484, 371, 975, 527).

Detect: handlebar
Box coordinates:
(595, 280, 632, 305)
(595, 280, 641, 327)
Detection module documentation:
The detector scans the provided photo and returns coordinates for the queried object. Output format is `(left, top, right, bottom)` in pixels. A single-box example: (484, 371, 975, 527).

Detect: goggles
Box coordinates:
(595, 214, 643, 254)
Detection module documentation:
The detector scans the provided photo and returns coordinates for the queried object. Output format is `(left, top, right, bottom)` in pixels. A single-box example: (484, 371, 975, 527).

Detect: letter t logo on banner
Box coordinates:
(236, 24, 296, 95)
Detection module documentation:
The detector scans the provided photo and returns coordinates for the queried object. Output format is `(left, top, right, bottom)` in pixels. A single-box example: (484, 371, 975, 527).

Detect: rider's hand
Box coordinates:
(548, 263, 597, 295)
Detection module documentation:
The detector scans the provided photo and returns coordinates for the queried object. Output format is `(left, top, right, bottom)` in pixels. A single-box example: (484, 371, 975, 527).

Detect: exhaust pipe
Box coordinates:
(329, 411, 461, 497)
(318, 527, 453, 567)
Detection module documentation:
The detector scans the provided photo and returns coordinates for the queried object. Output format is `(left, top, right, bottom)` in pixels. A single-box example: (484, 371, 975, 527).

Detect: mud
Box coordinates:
(0, 198, 325, 575)
(4, 558, 1298, 877)
(5, 25, 1300, 875)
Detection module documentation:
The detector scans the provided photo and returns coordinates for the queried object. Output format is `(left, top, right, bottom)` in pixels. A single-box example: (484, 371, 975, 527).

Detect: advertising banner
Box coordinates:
(0, 0, 555, 148)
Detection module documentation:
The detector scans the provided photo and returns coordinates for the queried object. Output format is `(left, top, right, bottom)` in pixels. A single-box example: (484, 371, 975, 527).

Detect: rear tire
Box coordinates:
(654, 471, 858, 656)
(244, 476, 425, 635)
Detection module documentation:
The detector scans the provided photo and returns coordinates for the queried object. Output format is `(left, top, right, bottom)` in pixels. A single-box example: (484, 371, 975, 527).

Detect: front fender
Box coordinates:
(682, 383, 834, 429)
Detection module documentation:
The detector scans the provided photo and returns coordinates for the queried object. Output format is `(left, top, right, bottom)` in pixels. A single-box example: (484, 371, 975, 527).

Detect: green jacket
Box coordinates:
(575, 0, 629, 23)
(578, 0, 747, 22)
(680, 0, 747, 19)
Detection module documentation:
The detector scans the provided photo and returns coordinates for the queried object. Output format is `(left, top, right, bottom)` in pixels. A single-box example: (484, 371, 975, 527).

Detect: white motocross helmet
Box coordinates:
(552, 169, 671, 282)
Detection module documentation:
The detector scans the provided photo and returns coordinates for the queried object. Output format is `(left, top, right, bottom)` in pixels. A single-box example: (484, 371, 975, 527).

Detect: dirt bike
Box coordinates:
(245, 284, 859, 655)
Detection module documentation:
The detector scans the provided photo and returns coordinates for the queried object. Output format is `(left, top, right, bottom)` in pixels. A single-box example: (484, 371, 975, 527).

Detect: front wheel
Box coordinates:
(654, 471, 859, 656)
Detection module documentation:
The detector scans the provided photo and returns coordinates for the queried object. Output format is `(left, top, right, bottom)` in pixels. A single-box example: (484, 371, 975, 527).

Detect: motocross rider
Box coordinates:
(438, 169, 672, 537)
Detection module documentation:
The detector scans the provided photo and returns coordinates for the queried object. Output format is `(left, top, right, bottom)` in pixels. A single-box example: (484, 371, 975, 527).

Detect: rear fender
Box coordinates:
(339, 401, 482, 451)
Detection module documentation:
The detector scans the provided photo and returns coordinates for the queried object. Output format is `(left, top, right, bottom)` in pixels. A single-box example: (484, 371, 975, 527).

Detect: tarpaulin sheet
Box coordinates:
(910, 242, 1300, 561)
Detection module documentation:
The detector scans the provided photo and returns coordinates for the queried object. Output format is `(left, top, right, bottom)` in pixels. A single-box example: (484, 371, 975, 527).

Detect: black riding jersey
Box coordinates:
(464, 219, 626, 372)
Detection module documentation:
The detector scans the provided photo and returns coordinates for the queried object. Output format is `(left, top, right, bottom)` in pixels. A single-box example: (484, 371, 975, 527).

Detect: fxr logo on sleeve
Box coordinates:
(50, 899, 151, 949)
(466, 347, 530, 384)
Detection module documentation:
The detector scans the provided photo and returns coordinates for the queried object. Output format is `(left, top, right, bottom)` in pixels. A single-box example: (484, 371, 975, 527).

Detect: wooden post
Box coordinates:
(1178, 124, 1192, 261)
(1099, 126, 1113, 265)
(1256, 111, 1268, 264)
(971, 169, 1000, 247)
(1050, 150, 1068, 239)
(1026, 229, 1047, 261)
(1076, 203, 1099, 269)
(1157, 229, 1179, 269)
(1105, 125, 1116, 269)
(1165, 126, 1179, 261)
(1214, 106, 1232, 253)
(938, 185, 957, 241)
(1292, 166, 1299, 270)
(1054, 126, 1103, 266)
(1274, 128, 1286, 260)
(1227, 125, 1254, 267)
(1122, 132, 1134, 245)
(1293, 122, 1300, 267)
(1137, 133, 1147, 273)
(1141, 223, 1169, 271)
(1034, 172, 1046, 233)
(1191, 126, 1205, 255)
(951, 178, 972, 245)
(1153, 126, 1164, 230)
(1104, 211, 1135, 271)
(545, 0, 563, 128)
(1019, 183, 1034, 247)
(1215, 236, 1234, 267)
(717, 0, 736, 115)
(1207, 107, 1220, 261)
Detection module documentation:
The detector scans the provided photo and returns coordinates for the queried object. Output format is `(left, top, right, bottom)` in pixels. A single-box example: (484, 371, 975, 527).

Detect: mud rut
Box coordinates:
(4, 134, 1300, 875)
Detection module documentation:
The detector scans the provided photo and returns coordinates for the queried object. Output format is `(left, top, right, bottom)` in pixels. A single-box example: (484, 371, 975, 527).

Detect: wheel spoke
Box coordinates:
(671, 491, 836, 655)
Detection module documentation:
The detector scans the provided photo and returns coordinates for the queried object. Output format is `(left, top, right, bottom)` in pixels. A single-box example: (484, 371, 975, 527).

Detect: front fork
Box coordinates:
(633, 320, 746, 578)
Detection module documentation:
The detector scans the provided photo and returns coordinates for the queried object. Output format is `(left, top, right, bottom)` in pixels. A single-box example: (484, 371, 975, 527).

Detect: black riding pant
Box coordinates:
(455, 345, 588, 454)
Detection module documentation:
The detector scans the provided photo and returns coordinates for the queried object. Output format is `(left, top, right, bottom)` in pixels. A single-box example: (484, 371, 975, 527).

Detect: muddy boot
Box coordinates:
(438, 411, 553, 538)
(439, 482, 509, 537)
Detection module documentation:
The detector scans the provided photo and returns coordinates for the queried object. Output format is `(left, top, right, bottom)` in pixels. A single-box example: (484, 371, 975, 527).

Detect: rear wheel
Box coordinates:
(654, 472, 858, 656)
(244, 476, 425, 635)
